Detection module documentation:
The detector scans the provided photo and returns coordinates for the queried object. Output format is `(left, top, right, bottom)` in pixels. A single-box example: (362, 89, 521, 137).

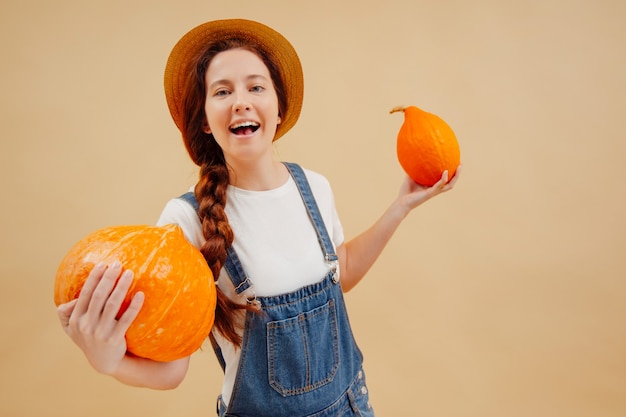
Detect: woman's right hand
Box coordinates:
(57, 261, 144, 376)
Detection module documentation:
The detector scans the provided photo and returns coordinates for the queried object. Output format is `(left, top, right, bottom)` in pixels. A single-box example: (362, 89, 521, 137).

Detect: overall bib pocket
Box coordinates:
(267, 299, 340, 396)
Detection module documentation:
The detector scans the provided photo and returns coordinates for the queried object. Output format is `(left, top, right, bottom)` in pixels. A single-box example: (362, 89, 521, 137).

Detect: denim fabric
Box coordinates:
(179, 163, 374, 417)
(218, 367, 374, 417)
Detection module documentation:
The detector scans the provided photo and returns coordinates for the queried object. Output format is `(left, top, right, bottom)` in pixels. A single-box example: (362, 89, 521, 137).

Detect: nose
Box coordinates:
(233, 93, 251, 113)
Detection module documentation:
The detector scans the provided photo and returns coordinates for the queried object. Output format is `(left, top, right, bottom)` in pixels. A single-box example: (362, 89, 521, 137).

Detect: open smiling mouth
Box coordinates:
(230, 121, 260, 136)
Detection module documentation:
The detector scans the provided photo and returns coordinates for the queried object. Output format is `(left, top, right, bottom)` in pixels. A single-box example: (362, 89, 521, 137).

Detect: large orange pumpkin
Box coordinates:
(390, 105, 461, 186)
(54, 224, 216, 362)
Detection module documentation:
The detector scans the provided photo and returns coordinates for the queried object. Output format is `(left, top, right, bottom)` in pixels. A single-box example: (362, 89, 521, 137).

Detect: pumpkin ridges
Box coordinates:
(429, 111, 460, 176)
(124, 225, 212, 360)
(135, 268, 214, 360)
(138, 226, 215, 360)
(391, 105, 460, 186)
(125, 239, 205, 357)
(423, 112, 447, 185)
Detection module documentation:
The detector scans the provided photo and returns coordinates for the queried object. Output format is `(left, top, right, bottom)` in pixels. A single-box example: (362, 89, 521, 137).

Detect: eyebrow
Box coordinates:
(208, 74, 270, 89)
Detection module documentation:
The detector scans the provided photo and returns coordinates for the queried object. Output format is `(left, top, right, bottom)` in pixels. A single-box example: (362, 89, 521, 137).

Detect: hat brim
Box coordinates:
(164, 19, 303, 141)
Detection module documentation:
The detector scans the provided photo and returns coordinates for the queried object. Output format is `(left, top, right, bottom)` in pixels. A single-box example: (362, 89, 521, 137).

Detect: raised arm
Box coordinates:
(336, 166, 461, 292)
(56, 261, 190, 389)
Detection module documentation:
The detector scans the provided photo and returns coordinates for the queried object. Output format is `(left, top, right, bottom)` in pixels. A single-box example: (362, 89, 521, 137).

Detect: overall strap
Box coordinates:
(178, 191, 199, 211)
(283, 162, 338, 263)
(177, 192, 253, 297)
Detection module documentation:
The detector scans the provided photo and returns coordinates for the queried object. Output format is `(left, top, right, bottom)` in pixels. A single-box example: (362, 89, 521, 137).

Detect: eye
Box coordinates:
(250, 85, 265, 93)
(214, 89, 231, 97)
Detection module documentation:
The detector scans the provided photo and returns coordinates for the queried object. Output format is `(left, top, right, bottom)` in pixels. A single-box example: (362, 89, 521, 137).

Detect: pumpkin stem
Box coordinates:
(389, 106, 407, 114)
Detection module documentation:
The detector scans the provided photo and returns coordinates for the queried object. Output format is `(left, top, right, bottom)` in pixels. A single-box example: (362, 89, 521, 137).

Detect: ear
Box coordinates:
(202, 119, 211, 134)
(277, 115, 282, 125)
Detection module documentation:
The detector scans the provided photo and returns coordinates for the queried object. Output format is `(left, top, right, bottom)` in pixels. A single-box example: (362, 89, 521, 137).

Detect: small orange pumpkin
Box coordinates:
(390, 105, 461, 186)
(54, 224, 216, 362)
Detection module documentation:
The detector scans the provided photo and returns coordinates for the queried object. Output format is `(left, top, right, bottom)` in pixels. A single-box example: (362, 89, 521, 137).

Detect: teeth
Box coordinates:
(231, 121, 259, 129)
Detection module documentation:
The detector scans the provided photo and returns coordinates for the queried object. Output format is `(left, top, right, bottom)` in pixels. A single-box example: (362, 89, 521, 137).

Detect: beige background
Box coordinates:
(1, 0, 625, 416)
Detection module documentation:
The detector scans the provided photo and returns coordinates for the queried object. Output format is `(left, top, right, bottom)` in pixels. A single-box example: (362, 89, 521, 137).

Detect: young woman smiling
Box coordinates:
(57, 19, 461, 417)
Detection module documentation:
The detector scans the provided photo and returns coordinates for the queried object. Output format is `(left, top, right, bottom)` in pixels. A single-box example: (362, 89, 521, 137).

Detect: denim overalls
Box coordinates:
(180, 163, 374, 417)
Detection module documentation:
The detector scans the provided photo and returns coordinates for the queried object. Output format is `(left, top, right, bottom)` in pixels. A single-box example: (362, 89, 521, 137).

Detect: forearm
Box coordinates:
(109, 354, 190, 390)
(339, 198, 409, 292)
(337, 169, 460, 291)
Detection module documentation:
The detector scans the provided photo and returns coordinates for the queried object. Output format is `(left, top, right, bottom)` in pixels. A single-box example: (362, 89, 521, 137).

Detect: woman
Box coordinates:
(57, 19, 460, 416)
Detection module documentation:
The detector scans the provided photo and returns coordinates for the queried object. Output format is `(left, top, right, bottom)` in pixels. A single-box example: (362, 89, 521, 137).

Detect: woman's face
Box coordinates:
(204, 48, 281, 164)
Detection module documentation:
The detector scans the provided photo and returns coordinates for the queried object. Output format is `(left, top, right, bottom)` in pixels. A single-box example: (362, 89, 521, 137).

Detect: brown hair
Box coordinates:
(179, 38, 287, 346)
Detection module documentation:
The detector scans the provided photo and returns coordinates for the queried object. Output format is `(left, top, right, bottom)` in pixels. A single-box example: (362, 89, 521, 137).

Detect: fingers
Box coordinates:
(113, 291, 145, 339)
(436, 164, 463, 193)
(100, 269, 135, 323)
(57, 298, 79, 328)
(85, 261, 125, 322)
(443, 164, 462, 190)
(433, 170, 449, 191)
(73, 262, 108, 317)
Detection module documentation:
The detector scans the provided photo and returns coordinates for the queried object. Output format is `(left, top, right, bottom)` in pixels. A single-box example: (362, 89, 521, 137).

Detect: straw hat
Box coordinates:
(164, 19, 304, 142)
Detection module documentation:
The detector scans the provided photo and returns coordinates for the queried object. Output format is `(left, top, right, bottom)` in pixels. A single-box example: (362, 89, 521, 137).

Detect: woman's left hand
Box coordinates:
(398, 164, 462, 212)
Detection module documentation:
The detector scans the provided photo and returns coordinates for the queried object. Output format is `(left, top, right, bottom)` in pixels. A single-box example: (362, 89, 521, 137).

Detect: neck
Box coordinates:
(226, 159, 288, 191)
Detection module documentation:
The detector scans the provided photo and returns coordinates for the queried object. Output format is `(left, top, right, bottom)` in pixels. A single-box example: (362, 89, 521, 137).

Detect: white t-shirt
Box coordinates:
(156, 166, 344, 404)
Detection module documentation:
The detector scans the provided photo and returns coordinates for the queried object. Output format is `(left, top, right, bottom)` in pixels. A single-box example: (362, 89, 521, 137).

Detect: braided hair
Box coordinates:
(178, 38, 287, 346)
